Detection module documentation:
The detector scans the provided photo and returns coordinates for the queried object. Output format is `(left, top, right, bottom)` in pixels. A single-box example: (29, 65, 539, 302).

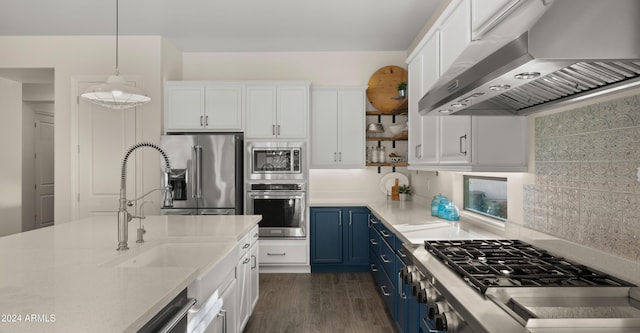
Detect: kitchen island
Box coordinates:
(0, 214, 260, 333)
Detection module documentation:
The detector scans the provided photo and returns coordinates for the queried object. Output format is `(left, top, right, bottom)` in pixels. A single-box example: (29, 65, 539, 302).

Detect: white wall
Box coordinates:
(0, 77, 23, 236)
(0, 36, 167, 222)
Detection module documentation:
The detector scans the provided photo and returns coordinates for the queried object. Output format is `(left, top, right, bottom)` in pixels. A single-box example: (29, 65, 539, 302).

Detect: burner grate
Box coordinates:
(424, 240, 635, 293)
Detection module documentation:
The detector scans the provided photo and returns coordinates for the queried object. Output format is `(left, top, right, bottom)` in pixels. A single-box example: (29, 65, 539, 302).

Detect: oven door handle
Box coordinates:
(248, 192, 305, 200)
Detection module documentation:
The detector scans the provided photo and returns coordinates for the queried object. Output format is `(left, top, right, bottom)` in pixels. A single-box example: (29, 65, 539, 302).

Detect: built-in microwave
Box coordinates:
(247, 142, 305, 180)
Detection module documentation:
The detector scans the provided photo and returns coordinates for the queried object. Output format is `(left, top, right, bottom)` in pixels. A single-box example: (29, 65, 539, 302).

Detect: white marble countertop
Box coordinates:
(0, 214, 260, 333)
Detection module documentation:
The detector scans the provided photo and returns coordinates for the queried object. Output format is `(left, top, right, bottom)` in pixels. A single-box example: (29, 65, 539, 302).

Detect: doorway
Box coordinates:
(0, 68, 55, 234)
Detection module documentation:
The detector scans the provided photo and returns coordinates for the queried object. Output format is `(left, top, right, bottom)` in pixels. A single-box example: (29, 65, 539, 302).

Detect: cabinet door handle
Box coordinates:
(277, 124, 281, 136)
(217, 309, 227, 333)
(349, 210, 352, 226)
(251, 255, 257, 269)
(459, 134, 467, 156)
(338, 152, 342, 162)
(334, 152, 337, 162)
(398, 272, 407, 299)
(338, 210, 342, 226)
(272, 124, 276, 136)
(205, 115, 209, 126)
(416, 144, 422, 159)
(200, 115, 204, 127)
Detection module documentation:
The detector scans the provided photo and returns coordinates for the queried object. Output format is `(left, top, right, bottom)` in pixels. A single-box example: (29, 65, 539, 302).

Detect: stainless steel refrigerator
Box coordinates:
(160, 133, 243, 215)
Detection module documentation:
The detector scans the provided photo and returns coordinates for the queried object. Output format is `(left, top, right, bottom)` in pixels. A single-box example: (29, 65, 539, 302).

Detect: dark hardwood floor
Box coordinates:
(244, 273, 397, 333)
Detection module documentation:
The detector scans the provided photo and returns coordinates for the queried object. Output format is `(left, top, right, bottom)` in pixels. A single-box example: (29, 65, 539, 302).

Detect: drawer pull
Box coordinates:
(243, 257, 251, 264)
(243, 243, 250, 249)
(380, 254, 391, 263)
(267, 252, 286, 256)
(370, 264, 378, 272)
(380, 285, 391, 296)
(398, 248, 407, 258)
(380, 230, 391, 238)
(369, 239, 378, 245)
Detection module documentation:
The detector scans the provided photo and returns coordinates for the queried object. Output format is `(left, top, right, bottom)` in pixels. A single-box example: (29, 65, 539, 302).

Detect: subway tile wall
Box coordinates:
(523, 95, 640, 262)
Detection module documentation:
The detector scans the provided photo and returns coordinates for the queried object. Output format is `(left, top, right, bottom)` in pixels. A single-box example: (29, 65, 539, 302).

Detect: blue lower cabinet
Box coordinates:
(310, 207, 370, 272)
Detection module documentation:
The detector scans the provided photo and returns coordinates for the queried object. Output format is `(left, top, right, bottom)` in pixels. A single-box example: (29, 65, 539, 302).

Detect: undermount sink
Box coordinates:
(102, 242, 234, 269)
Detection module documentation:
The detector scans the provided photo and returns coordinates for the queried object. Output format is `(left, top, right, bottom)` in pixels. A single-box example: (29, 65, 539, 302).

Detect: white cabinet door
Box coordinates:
(337, 89, 365, 167)
(422, 32, 441, 94)
(439, 116, 471, 164)
(440, 0, 471, 75)
(249, 241, 259, 311)
(311, 90, 339, 167)
(237, 251, 251, 331)
(472, 116, 527, 169)
(204, 85, 243, 130)
(216, 278, 237, 333)
(246, 86, 277, 139)
(420, 116, 439, 163)
(165, 85, 205, 131)
(277, 86, 308, 139)
(408, 50, 423, 165)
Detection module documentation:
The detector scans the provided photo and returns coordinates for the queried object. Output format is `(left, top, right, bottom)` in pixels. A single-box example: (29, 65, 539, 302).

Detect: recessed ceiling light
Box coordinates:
(489, 84, 511, 91)
(439, 109, 452, 113)
(514, 72, 541, 80)
(450, 103, 466, 108)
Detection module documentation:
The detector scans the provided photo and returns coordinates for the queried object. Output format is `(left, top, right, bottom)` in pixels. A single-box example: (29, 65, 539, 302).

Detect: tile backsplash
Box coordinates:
(524, 95, 640, 262)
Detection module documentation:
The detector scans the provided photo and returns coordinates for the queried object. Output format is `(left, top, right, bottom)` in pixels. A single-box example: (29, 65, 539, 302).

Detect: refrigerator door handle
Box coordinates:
(191, 146, 198, 199)
(195, 145, 203, 198)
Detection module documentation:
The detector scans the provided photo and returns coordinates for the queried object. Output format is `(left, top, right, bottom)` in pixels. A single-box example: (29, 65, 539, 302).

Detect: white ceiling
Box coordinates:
(0, 0, 442, 52)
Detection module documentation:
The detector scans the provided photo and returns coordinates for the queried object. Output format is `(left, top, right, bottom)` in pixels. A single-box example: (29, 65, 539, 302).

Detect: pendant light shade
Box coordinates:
(81, 74, 150, 109)
(81, 0, 150, 110)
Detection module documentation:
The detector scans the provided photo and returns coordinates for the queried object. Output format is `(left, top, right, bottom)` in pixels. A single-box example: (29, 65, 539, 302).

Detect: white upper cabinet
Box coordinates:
(439, 0, 471, 75)
(411, 115, 527, 171)
(439, 116, 472, 165)
(422, 32, 441, 94)
(408, 48, 439, 166)
(165, 84, 205, 131)
(164, 81, 243, 132)
(245, 83, 309, 139)
(311, 87, 365, 168)
(204, 85, 243, 130)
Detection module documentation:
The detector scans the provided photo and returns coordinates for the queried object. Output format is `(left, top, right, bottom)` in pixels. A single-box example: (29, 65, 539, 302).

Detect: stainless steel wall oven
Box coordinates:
(246, 183, 306, 238)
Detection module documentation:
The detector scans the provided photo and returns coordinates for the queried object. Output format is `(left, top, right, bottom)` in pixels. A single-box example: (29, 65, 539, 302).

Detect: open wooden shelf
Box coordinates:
(366, 162, 408, 167)
(366, 131, 408, 141)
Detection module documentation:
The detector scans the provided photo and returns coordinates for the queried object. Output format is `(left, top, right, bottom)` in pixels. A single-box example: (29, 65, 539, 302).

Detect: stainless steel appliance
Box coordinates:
(408, 239, 640, 332)
(419, 0, 640, 117)
(247, 142, 304, 181)
(160, 133, 243, 215)
(246, 183, 306, 238)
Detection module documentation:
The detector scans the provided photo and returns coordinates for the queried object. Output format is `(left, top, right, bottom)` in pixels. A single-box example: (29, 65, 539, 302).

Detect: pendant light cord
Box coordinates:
(115, 0, 119, 75)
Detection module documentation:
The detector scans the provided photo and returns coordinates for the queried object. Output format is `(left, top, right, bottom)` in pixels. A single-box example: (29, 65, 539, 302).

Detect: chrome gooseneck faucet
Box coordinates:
(118, 142, 173, 251)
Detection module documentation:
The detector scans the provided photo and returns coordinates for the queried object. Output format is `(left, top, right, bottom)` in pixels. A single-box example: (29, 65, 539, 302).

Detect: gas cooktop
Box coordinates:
(424, 240, 635, 294)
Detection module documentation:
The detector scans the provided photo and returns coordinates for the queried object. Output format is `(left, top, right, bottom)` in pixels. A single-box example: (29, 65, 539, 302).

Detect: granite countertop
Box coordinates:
(0, 215, 260, 333)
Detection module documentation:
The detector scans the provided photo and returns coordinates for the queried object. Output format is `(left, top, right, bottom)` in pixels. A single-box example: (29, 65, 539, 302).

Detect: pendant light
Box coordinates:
(81, 0, 150, 109)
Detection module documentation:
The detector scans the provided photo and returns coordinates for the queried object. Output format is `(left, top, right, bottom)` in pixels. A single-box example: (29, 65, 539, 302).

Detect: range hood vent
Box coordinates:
(419, 0, 640, 116)
(492, 61, 640, 113)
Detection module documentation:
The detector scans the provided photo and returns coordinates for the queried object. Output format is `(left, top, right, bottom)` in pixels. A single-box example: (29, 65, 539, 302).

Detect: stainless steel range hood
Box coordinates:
(419, 0, 640, 116)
